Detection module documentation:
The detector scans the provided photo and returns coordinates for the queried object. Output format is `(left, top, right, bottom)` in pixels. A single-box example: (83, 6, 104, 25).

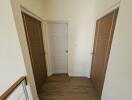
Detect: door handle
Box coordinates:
(66, 50, 68, 53)
(91, 52, 95, 55)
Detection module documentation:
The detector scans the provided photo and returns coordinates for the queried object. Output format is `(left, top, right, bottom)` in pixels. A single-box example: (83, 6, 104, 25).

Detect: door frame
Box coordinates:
(20, 7, 52, 99)
(46, 20, 69, 75)
(97, 1, 121, 20)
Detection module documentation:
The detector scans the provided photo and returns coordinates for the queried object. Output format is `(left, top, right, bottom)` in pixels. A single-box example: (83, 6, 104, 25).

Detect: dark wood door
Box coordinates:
(22, 12, 47, 94)
(91, 9, 119, 96)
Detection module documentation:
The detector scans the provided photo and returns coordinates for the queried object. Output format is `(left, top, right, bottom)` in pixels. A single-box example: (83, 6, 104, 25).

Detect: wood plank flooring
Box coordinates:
(39, 74, 100, 100)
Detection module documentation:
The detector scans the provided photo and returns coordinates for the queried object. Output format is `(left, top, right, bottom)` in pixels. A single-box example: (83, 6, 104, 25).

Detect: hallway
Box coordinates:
(39, 74, 99, 100)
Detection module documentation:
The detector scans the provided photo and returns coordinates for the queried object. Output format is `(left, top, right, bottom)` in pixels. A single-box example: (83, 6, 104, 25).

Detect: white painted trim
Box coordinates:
(21, 6, 46, 22)
(97, 1, 121, 20)
(44, 22, 53, 76)
(41, 21, 52, 76)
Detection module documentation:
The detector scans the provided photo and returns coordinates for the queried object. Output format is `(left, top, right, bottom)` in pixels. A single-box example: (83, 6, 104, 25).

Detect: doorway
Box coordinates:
(47, 22, 68, 74)
(22, 12, 47, 94)
(91, 9, 119, 96)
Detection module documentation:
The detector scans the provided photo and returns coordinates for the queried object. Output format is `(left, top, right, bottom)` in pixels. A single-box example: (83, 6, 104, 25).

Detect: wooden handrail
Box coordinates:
(0, 76, 27, 100)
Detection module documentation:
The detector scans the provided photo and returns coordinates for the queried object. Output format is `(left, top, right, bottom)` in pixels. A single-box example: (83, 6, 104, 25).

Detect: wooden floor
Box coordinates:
(39, 74, 100, 100)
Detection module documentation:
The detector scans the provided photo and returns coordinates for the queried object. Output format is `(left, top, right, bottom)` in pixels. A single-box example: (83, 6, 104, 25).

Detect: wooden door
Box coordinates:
(91, 9, 119, 96)
(22, 12, 47, 93)
(47, 23, 68, 74)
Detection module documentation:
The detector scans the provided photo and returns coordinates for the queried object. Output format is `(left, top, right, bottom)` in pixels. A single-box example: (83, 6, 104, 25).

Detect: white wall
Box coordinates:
(0, 0, 26, 97)
(101, 0, 132, 99)
(43, 0, 95, 77)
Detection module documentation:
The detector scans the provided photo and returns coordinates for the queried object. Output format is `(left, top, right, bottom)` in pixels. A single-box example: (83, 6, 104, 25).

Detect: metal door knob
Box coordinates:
(66, 50, 68, 53)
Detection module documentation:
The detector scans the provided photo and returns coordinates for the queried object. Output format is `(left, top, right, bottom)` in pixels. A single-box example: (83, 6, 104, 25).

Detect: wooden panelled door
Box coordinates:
(22, 12, 47, 94)
(91, 9, 119, 96)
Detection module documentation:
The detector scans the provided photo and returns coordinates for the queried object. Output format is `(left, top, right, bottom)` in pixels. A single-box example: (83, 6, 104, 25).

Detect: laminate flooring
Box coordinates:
(39, 74, 100, 100)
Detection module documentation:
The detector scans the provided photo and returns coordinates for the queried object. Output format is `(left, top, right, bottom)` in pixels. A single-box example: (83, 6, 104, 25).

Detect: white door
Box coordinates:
(47, 23, 68, 74)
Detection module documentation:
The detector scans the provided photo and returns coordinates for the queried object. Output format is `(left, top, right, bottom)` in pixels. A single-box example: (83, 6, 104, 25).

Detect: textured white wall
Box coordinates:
(43, 0, 95, 77)
(101, 0, 132, 99)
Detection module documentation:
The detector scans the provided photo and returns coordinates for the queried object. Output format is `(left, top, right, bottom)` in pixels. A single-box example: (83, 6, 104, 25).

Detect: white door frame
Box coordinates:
(97, 1, 121, 20)
(46, 20, 69, 75)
